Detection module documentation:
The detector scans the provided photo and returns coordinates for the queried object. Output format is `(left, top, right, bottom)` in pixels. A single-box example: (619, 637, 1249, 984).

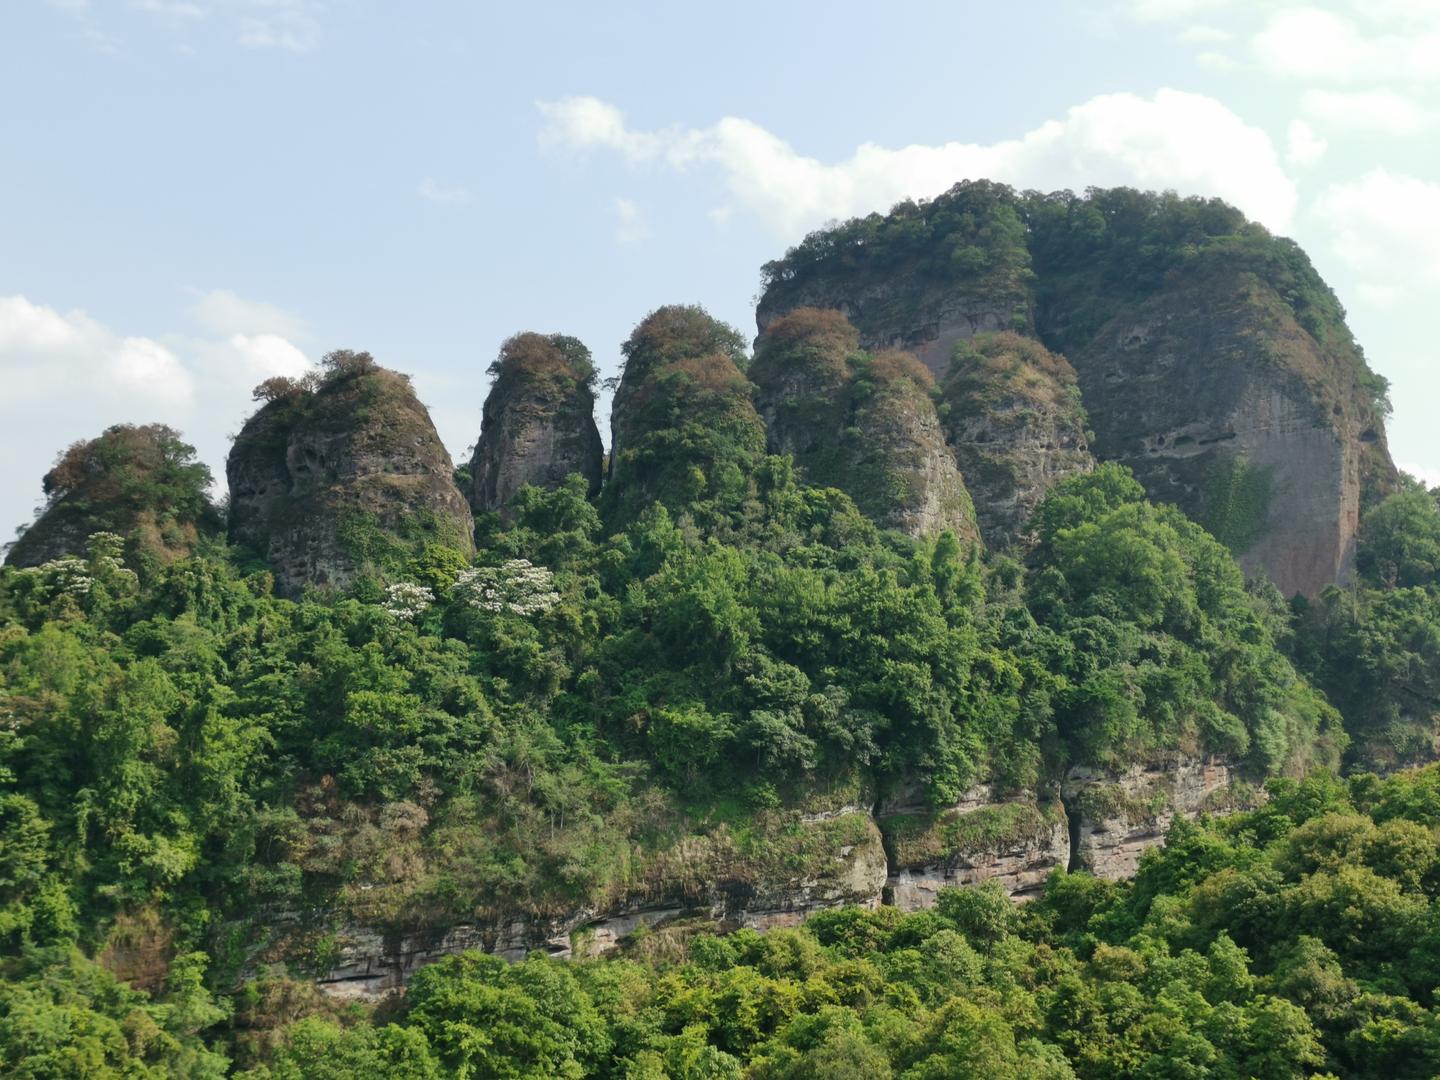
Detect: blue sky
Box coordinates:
(4, 0, 1439, 541)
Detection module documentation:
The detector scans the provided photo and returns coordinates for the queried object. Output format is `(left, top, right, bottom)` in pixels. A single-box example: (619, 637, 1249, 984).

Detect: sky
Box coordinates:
(3, 0, 1439, 542)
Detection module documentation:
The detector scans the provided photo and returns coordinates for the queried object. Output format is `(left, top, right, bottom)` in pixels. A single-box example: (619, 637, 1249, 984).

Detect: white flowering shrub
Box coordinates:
(17, 532, 137, 602)
(33, 556, 95, 596)
(454, 559, 560, 616)
(382, 581, 434, 620)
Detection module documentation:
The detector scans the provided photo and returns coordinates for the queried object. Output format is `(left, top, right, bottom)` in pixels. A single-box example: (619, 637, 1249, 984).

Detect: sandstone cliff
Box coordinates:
(276, 795, 889, 998)
(287, 754, 1253, 998)
(1060, 258, 1392, 597)
(227, 352, 474, 596)
(752, 308, 979, 541)
(6, 423, 219, 568)
(756, 183, 1399, 595)
(468, 332, 603, 518)
(940, 331, 1095, 547)
(605, 305, 767, 521)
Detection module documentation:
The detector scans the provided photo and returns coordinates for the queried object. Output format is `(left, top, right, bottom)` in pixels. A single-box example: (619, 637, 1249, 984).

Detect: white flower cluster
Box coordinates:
(382, 581, 434, 620)
(36, 556, 95, 596)
(454, 559, 560, 616)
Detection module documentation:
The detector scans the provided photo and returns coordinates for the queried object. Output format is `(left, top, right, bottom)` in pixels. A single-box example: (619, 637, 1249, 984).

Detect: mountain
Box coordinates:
(3, 184, 1438, 1079)
(757, 182, 1398, 594)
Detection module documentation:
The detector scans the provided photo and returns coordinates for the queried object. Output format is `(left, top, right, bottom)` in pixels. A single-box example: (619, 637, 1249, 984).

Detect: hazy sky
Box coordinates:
(3, 0, 1438, 541)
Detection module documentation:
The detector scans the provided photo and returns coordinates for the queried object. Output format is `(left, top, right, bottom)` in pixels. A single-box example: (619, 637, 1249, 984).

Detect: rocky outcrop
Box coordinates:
(286, 758, 1254, 996)
(755, 182, 1398, 595)
(1064, 264, 1393, 597)
(878, 784, 1069, 906)
(227, 352, 474, 596)
(308, 810, 887, 999)
(469, 333, 603, 518)
(940, 332, 1095, 547)
(605, 305, 767, 520)
(1061, 755, 1250, 880)
(752, 308, 979, 541)
(6, 423, 219, 567)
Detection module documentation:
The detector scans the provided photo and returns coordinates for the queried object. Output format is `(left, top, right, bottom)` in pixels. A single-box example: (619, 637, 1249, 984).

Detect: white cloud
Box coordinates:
(188, 287, 308, 339)
(1312, 169, 1440, 303)
(0, 293, 314, 536)
(1195, 49, 1239, 70)
(1286, 119, 1328, 168)
(1300, 88, 1433, 136)
(0, 296, 193, 406)
(51, 0, 327, 53)
(612, 197, 650, 245)
(538, 89, 1298, 236)
(417, 178, 472, 205)
(1253, 7, 1440, 83)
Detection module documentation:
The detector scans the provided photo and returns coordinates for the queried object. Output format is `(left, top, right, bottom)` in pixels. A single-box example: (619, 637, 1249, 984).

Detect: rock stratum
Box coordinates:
(299, 752, 1244, 998)
(227, 352, 474, 596)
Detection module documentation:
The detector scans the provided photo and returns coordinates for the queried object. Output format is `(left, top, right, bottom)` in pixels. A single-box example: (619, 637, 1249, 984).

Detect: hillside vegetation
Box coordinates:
(3, 186, 1439, 1077)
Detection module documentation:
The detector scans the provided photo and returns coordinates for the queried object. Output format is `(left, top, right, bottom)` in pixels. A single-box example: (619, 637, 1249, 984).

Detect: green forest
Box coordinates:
(5, 188, 1440, 1077)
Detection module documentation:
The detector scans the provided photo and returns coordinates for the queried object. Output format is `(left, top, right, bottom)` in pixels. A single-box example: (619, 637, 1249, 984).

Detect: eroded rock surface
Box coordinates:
(227, 354, 474, 596)
(309, 811, 887, 998)
(878, 784, 1069, 906)
(469, 332, 603, 518)
(752, 308, 979, 541)
(940, 332, 1095, 547)
(1062, 755, 1249, 880)
(1065, 265, 1393, 596)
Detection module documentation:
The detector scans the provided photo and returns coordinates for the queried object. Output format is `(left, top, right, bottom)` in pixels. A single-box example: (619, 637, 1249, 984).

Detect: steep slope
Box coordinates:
(227, 351, 474, 595)
(469, 332, 603, 518)
(751, 307, 979, 541)
(940, 331, 1095, 547)
(5, 423, 218, 567)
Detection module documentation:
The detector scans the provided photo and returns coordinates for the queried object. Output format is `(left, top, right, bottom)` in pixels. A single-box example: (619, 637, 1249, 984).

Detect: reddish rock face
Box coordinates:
(755, 183, 1398, 595)
(469, 332, 603, 519)
(1067, 265, 1392, 597)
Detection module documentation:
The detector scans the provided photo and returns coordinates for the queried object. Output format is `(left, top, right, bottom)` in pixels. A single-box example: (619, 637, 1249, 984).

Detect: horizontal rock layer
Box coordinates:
(306, 756, 1245, 997)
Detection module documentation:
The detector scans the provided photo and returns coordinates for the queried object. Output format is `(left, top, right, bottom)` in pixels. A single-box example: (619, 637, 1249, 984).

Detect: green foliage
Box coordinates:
(4, 337, 1440, 1076)
(145, 770, 1440, 1077)
(1198, 455, 1274, 555)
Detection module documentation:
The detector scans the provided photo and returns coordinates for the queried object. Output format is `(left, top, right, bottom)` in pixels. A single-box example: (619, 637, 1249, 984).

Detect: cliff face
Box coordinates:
(297, 754, 1249, 997)
(6, 423, 218, 567)
(755, 183, 1398, 593)
(283, 796, 889, 998)
(227, 354, 474, 596)
(605, 305, 767, 520)
(1061, 756, 1251, 880)
(1062, 263, 1390, 597)
(940, 332, 1095, 547)
(752, 308, 979, 541)
(877, 783, 1069, 907)
(469, 333, 603, 518)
